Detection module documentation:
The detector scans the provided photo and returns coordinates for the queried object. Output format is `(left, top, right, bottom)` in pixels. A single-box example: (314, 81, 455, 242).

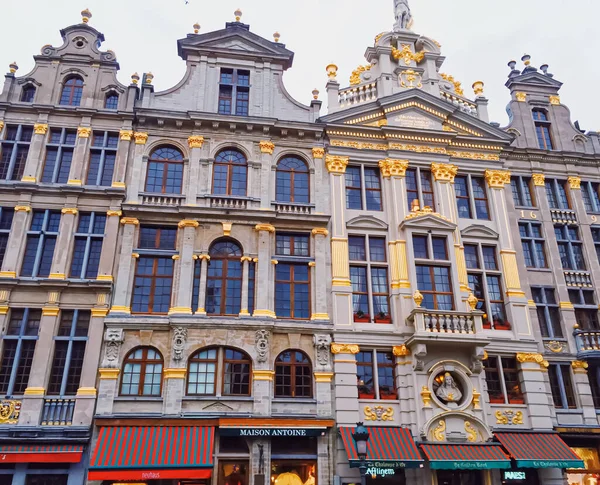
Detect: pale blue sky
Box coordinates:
(1, 0, 598, 129)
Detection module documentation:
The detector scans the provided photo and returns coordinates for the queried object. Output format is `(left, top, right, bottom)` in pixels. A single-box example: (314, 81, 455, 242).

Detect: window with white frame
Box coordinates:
(455, 175, 490, 220)
(483, 356, 524, 404)
(345, 166, 382, 211)
(356, 349, 397, 400)
(406, 167, 435, 211)
(86, 131, 118, 186)
(413, 234, 453, 310)
(548, 363, 577, 409)
(70, 212, 106, 279)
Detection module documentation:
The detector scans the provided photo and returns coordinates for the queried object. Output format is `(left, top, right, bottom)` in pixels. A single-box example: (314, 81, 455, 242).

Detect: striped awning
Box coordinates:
(339, 426, 423, 468)
(0, 445, 83, 463)
(420, 443, 511, 470)
(495, 432, 585, 469)
(89, 426, 215, 480)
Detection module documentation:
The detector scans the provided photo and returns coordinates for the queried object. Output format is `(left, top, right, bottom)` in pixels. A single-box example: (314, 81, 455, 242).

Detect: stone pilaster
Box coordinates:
(393, 345, 417, 432)
(571, 361, 597, 425)
(96, 210, 121, 282)
(49, 207, 78, 280)
(311, 228, 329, 320)
(240, 256, 252, 316)
(0, 205, 31, 278)
(312, 147, 326, 213)
(186, 135, 204, 205)
(126, 132, 148, 203)
(163, 368, 187, 415)
(331, 343, 360, 425)
(252, 370, 274, 416)
(317, 434, 331, 485)
(259, 141, 275, 208)
(18, 305, 60, 426)
(66, 126, 91, 186)
(21, 122, 48, 182)
(314, 372, 334, 417)
(112, 129, 133, 188)
(515, 353, 554, 429)
(96, 328, 124, 415)
(195, 254, 210, 315)
(110, 218, 138, 313)
(253, 224, 275, 318)
(170, 220, 199, 315)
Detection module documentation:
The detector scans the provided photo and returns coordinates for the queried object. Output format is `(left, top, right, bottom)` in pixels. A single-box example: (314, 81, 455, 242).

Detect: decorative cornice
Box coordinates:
(168, 307, 192, 315)
(532, 173, 545, 186)
(109, 306, 131, 314)
(568, 176, 581, 189)
(393, 345, 410, 357)
(0, 271, 16, 278)
(310, 313, 329, 320)
(48, 273, 65, 280)
(77, 126, 92, 138)
(120, 217, 139, 225)
(325, 155, 349, 174)
(119, 130, 134, 141)
(188, 135, 204, 148)
(133, 132, 148, 145)
(331, 343, 359, 354)
(516, 352, 549, 368)
(572, 361, 589, 371)
(312, 147, 325, 159)
(42, 306, 60, 316)
(484, 169, 511, 189)
(34, 123, 48, 135)
(255, 223, 275, 233)
(312, 228, 329, 237)
(61, 207, 78, 215)
(559, 301, 574, 309)
(21, 176, 36, 183)
(379, 158, 409, 178)
(431, 162, 458, 182)
(259, 141, 275, 154)
(253, 309, 276, 318)
(198, 254, 211, 261)
(178, 219, 199, 228)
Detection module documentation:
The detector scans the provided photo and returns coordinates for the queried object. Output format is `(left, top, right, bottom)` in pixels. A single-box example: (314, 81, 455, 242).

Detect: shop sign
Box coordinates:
(516, 460, 582, 469)
(219, 428, 325, 437)
(350, 461, 413, 470)
(503, 471, 527, 481)
(430, 461, 510, 470)
(365, 467, 396, 477)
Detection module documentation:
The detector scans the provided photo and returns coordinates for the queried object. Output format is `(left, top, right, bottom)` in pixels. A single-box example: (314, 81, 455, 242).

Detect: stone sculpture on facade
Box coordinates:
(313, 334, 332, 369)
(255, 329, 270, 363)
(172, 326, 187, 361)
(393, 0, 413, 30)
(102, 328, 124, 368)
(435, 372, 463, 404)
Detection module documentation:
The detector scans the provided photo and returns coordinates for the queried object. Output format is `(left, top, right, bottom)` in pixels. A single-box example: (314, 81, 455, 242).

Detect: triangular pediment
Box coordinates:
(461, 224, 499, 240)
(506, 71, 563, 90)
(400, 211, 457, 231)
(347, 216, 388, 230)
(178, 23, 294, 69)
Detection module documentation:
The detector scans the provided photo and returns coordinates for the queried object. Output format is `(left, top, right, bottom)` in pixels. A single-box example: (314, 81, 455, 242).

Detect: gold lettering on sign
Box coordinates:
(520, 210, 538, 219)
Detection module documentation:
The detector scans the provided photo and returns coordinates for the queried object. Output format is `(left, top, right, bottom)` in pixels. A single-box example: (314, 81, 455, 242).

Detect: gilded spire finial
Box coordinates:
(234, 8, 242, 22)
(81, 8, 92, 23)
(273, 31, 281, 43)
(8, 62, 18, 74)
(193, 22, 200, 34)
(312, 88, 319, 100)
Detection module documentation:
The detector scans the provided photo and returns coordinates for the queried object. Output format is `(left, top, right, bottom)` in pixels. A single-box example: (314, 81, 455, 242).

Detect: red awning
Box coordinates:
(0, 445, 83, 463)
(495, 432, 585, 469)
(89, 426, 215, 481)
(421, 443, 511, 470)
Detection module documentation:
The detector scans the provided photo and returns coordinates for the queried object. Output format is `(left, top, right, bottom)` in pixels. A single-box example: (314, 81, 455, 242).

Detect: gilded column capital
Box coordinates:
(379, 158, 409, 178)
(178, 219, 200, 228)
(119, 130, 134, 141)
(61, 207, 78, 215)
(0, 121, 4, 132)
(240, 256, 253, 263)
(431, 162, 458, 182)
(393, 345, 410, 356)
(120, 217, 139, 225)
(14, 205, 31, 212)
(259, 141, 275, 154)
(331, 343, 359, 354)
(325, 155, 349, 174)
(312, 228, 329, 237)
(106, 210, 122, 217)
(312, 147, 325, 159)
(515, 92, 527, 102)
(572, 360, 589, 372)
(532, 173, 545, 186)
(133, 132, 149, 145)
(568, 176, 581, 189)
(484, 169, 511, 189)
(255, 223, 275, 233)
(516, 352, 549, 368)
(549, 95, 560, 106)
(188, 135, 205, 148)
(34, 123, 48, 135)
(77, 126, 92, 138)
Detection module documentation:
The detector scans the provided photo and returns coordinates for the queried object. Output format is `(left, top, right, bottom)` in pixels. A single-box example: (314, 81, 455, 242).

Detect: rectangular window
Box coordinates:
(581, 181, 600, 213)
(21, 210, 61, 278)
(569, 289, 599, 330)
(356, 349, 397, 400)
(592, 227, 600, 262)
(345, 166, 382, 211)
(413, 234, 453, 310)
(511, 176, 535, 207)
(218, 68, 250, 116)
(533, 109, 554, 150)
(548, 363, 577, 409)
(0, 309, 40, 396)
(555, 225, 585, 270)
(0, 208, 14, 268)
(0, 124, 33, 181)
(406, 167, 435, 211)
(349, 235, 390, 323)
(70, 212, 105, 279)
(518, 221, 547, 268)
(275, 264, 310, 319)
(86, 131, 118, 186)
(47, 310, 89, 396)
(455, 175, 490, 220)
(531, 287, 563, 338)
(275, 234, 310, 257)
(588, 364, 600, 409)
(484, 356, 524, 404)
(545, 178, 570, 209)
(465, 244, 507, 330)
(41, 128, 76, 184)
(131, 227, 177, 314)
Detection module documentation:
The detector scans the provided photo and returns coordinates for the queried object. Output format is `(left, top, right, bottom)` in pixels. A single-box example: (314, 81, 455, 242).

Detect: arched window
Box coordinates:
(120, 347, 163, 396)
(186, 347, 251, 396)
(212, 149, 247, 196)
(145, 146, 184, 194)
(59, 76, 84, 106)
(104, 92, 119, 110)
(206, 239, 243, 315)
(275, 350, 312, 398)
(276, 156, 309, 203)
(20, 85, 36, 103)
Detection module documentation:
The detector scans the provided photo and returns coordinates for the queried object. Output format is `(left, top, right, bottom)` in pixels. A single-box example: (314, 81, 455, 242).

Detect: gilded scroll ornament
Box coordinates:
(364, 406, 394, 421)
(133, 132, 148, 145)
(549, 95, 560, 105)
(312, 147, 325, 159)
(516, 92, 527, 102)
(34, 123, 49, 135)
(495, 410, 523, 425)
(400, 69, 422, 89)
(120, 217, 139, 225)
(77, 127, 92, 138)
(119, 130, 133, 141)
(392, 44, 425, 66)
(331, 343, 359, 354)
(405, 206, 450, 222)
(254, 223, 275, 233)
(349, 64, 372, 85)
(484, 169, 511, 189)
(516, 353, 549, 368)
(572, 360, 589, 371)
(0, 400, 21, 424)
(472, 388, 481, 409)
(393, 345, 410, 357)
(440, 73, 464, 96)
(421, 386, 432, 407)
(431, 162, 458, 182)
(178, 219, 199, 228)
(545, 341, 565, 353)
(465, 421, 478, 442)
(378, 158, 409, 178)
(532, 173, 545, 186)
(325, 155, 349, 174)
(432, 420, 446, 441)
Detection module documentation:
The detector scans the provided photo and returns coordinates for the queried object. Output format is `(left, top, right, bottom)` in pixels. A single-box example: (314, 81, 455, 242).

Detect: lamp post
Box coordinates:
(352, 422, 370, 485)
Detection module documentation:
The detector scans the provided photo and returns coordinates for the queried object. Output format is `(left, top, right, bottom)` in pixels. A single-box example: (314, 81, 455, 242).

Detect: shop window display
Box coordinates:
(567, 447, 600, 485)
(271, 461, 316, 485)
(220, 462, 248, 485)
(436, 470, 482, 485)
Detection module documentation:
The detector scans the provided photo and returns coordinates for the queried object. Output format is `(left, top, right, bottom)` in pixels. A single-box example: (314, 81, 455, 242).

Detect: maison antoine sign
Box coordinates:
(219, 428, 325, 437)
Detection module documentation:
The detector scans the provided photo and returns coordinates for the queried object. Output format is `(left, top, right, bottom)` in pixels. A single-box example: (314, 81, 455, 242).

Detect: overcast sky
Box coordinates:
(1, 0, 598, 130)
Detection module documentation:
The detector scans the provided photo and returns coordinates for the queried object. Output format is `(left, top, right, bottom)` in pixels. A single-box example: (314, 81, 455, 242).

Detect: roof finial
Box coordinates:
(234, 8, 242, 22)
(393, 0, 413, 31)
(193, 22, 200, 34)
(81, 8, 92, 24)
(273, 31, 280, 43)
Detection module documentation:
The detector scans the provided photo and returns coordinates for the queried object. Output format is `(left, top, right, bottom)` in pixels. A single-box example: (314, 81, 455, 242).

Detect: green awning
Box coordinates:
(420, 443, 511, 470)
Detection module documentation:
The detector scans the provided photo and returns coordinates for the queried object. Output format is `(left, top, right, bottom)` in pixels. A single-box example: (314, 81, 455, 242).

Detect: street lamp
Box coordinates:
(352, 422, 370, 485)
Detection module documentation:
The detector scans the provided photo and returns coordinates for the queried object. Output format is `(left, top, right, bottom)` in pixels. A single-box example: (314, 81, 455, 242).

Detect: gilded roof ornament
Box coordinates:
(193, 22, 201, 34)
(392, 45, 425, 66)
(440, 73, 464, 96)
(8, 62, 18, 74)
(234, 8, 242, 22)
(326, 63, 338, 80)
(349, 64, 372, 86)
(405, 206, 450, 222)
(81, 8, 92, 24)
